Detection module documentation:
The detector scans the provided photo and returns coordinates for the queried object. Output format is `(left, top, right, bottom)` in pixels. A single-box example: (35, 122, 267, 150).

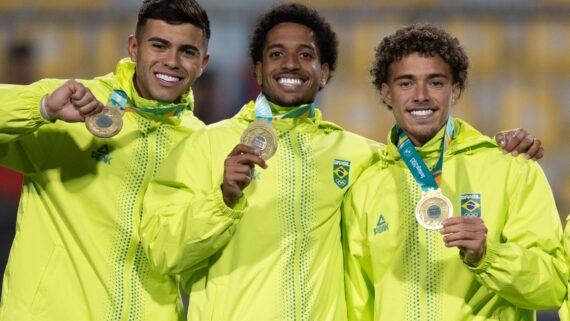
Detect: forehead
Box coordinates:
(388, 53, 452, 79)
(264, 22, 317, 49)
(140, 19, 206, 44)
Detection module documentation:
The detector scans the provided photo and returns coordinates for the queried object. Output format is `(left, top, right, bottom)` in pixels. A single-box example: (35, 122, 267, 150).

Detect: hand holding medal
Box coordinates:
(40, 80, 104, 123)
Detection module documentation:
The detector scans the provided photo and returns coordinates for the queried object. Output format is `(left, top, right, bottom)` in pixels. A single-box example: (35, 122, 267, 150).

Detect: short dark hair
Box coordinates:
(248, 2, 338, 80)
(371, 22, 469, 103)
(136, 0, 210, 43)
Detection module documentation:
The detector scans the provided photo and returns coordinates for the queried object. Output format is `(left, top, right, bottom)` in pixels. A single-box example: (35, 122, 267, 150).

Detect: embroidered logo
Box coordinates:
(373, 214, 389, 235)
(252, 170, 261, 181)
(460, 193, 481, 217)
(91, 144, 112, 165)
(333, 159, 351, 189)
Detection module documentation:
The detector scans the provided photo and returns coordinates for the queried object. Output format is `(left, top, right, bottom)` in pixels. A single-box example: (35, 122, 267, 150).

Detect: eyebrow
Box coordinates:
(392, 73, 449, 81)
(265, 43, 316, 51)
(147, 37, 200, 52)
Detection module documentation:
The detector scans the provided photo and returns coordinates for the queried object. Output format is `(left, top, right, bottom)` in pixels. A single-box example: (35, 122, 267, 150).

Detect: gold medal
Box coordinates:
(415, 189, 453, 230)
(85, 105, 123, 138)
(240, 121, 278, 160)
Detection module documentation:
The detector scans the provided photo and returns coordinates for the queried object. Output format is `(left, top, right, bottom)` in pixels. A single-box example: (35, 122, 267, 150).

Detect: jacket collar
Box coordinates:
(382, 118, 497, 165)
(113, 58, 195, 113)
(233, 100, 344, 133)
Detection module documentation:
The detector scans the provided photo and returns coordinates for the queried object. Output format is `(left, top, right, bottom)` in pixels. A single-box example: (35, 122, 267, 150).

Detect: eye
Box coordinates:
(430, 77, 447, 87)
(183, 49, 199, 57)
(268, 50, 283, 58)
(299, 51, 315, 59)
(151, 42, 167, 50)
(397, 80, 413, 88)
(431, 80, 444, 87)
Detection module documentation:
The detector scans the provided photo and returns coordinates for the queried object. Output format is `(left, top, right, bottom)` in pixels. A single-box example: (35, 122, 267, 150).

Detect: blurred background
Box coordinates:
(0, 0, 569, 319)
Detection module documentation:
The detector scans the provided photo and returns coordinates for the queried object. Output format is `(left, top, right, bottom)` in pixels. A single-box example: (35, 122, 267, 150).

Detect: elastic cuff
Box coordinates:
(214, 188, 247, 219)
(39, 95, 56, 123)
(466, 243, 498, 273)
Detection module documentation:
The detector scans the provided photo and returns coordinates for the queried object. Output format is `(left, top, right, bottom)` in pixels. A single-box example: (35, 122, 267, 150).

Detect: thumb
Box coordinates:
(494, 132, 506, 147)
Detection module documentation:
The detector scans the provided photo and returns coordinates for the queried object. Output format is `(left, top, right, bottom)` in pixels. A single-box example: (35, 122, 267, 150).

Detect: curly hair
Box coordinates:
(136, 0, 210, 44)
(371, 23, 469, 99)
(248, 2, 338, 80)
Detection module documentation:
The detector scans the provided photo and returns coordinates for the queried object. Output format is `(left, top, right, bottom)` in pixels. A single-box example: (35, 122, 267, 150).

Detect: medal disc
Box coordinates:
(415, 189, 453, 230)
(240, 121, 278, 160)
(85, 106, 123, 138)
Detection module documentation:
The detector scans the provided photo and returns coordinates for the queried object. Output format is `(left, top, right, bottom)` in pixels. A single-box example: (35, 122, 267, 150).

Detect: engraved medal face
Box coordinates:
(415, 189, 453, 230)
(240, 121, 278, 160)
(85, 106, 123, 138)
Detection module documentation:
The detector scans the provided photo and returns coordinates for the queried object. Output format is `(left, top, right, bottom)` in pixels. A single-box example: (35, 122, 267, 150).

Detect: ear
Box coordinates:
(381, 83, 392, 106)
(451, 83, 461, 105)
(127, 35, 138, 62)
(255, 61, 263, 86)
(196, 53, 210, 78)
(320, 63, 330, 88)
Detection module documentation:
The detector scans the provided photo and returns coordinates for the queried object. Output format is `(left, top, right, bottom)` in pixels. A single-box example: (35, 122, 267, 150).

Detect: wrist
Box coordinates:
(39, 95, 56, 122)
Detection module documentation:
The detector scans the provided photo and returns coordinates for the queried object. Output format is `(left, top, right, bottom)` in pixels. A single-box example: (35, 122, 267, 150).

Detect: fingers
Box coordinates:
(78, 99, 104, 117)
(495, 132, 507, 149)
(45, 80, 103, 122)
(222, 144, 268, 207)
(499, 128, 527, 156)
(69, 83, 103, 116)
(525, 138, 544, 161)
(441, 216, 487, 250)
(227, 144, 267, 169)
(496, 128, 544, 161)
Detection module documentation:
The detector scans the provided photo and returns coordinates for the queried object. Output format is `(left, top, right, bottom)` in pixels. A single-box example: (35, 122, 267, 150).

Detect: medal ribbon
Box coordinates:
(396, 116, 454, 191)
(109, 90, 128, 112)
(254, 94, 273, 124)
(275, 101, 315, 119)
(108, 89, 188, 117)
(255, 93, 316, 122)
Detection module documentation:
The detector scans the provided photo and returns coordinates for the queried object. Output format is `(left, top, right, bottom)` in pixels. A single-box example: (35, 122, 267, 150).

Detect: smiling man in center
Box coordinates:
(140, 3, 381, 320)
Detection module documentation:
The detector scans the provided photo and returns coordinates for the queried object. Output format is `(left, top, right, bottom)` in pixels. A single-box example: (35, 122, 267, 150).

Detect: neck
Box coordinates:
(408, 134, 431, 147)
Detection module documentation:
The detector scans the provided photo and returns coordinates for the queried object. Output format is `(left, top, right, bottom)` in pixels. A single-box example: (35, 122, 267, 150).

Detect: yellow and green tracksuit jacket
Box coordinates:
(141, 101, 381, 321)
(342, 118, 567, 321)
(0, 58, 204, 321)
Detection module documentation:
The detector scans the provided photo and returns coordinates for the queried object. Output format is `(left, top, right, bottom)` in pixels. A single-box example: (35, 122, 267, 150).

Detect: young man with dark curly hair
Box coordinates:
(342, 23, 567, 321)
(0, 1, 209, 320)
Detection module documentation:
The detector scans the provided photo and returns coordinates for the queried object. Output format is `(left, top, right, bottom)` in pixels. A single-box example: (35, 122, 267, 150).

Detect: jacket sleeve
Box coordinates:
(468, 160, 568, 309)
(0, 80, 67, 174)
(342, 182, 375, 321)
(559, 215, 570, 321)
(140, 128, 245, 275)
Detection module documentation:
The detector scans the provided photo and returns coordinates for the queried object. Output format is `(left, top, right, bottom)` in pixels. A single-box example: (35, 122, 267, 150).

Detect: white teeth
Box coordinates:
(410, 109, 433, 116)
(156, 73, 180, 83)
(278, 78, 302, 85)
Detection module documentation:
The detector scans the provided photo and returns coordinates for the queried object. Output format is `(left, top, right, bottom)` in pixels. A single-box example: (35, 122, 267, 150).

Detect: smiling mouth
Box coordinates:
(277, 77, 304, 87)
(409, 108, 436, 117)
(155, 72, 182, 84)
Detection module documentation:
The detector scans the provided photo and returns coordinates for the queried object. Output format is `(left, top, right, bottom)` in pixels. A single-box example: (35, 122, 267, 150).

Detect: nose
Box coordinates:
(162, 49, 179, 69)
(281, 53, 300, 70)
(413, 83, 429, 103)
